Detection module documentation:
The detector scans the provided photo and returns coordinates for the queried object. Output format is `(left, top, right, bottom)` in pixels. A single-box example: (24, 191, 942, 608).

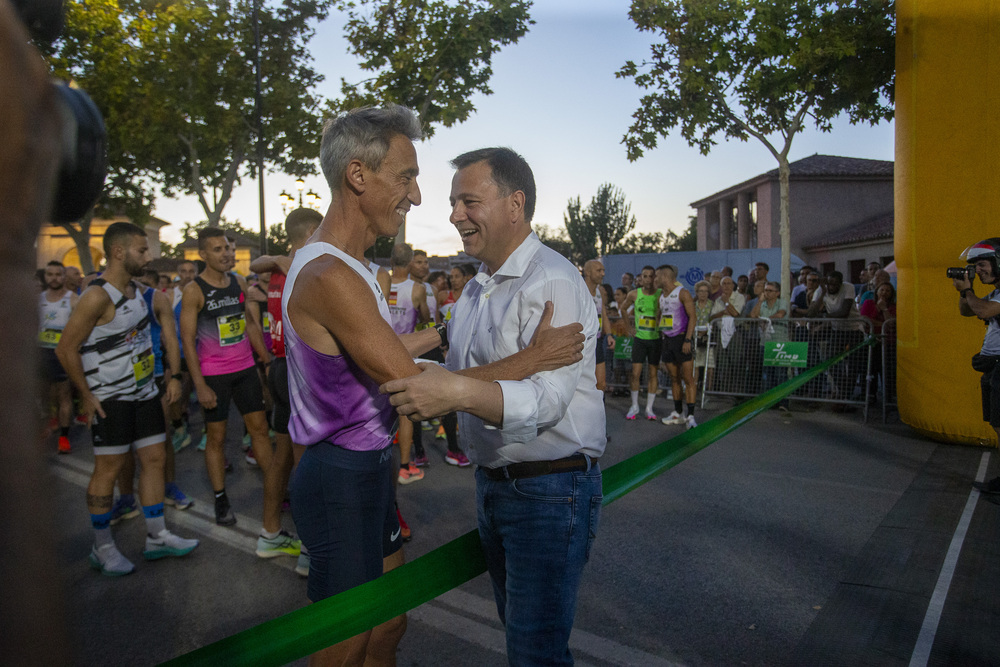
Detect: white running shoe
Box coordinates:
(661, 411, 684, 425)
(88, 543, 135, 577)
(686, 415, 698, 430)
(625, 405, 640, 420)
(143, 529, 199, 560)
(645, 410, 659, 421)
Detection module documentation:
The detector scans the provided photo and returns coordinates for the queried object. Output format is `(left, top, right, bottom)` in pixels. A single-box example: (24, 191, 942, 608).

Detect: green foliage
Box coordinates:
(613, 231, 666, 254)
(562, 184, 638, 263)
(178, 217, 288, 256)
(617, 0, 895, 160)
(562, 196, 596, 265)
(534, 224, 574, 261)
(332, 0, 533, 136)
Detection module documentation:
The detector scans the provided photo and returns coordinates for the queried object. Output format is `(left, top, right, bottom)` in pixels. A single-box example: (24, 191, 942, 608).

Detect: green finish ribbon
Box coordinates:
(164, 337, 875, 667)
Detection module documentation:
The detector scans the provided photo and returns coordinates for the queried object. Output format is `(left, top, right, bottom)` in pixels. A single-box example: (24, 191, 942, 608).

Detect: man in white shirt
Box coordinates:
(382, 147, 604, 666)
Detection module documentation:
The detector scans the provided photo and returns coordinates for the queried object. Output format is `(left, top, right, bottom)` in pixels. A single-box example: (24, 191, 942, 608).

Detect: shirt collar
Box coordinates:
(474, 231, 540, 285)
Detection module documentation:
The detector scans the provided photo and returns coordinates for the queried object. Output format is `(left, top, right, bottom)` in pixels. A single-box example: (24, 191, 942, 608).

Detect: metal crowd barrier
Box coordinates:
(701, 316, 875, 418)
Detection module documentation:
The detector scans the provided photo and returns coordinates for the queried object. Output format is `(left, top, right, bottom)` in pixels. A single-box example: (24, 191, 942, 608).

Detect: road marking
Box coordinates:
(49, 458, 297, 573)
(429, 589, 686, 666)
(908, 451, 990, 667)
(52, 458, 681, 663)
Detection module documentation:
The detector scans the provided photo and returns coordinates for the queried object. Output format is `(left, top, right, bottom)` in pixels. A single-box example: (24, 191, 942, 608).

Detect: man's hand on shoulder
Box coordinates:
(526, 301, 584, 373)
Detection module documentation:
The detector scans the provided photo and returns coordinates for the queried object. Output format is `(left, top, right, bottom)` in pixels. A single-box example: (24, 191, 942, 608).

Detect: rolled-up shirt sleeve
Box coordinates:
(495, 276, 596, 444)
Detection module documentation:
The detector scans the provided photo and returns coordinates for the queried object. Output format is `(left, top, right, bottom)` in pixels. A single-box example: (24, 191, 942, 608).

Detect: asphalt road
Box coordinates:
(44, 395, 996, 666)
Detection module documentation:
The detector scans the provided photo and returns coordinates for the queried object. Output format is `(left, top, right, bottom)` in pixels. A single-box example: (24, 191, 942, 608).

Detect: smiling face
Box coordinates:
(363, 134, 421, 238)
(449, 161, 525, 273)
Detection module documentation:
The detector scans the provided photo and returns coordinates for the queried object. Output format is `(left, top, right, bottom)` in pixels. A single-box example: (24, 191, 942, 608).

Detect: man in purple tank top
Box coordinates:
(284, 106, 585, 666)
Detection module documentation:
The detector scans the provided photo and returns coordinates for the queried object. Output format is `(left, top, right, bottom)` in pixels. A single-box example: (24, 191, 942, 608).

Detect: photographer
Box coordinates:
(954, 239, 1000, 495)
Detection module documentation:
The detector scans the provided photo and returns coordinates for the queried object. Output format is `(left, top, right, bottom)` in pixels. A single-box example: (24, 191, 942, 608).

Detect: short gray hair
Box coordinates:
(320, 105, 423, 193)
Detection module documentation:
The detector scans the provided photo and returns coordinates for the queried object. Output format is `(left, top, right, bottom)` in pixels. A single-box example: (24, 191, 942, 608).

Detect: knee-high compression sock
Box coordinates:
(143, 502, 165, 537)
(91, 511, 113, 548)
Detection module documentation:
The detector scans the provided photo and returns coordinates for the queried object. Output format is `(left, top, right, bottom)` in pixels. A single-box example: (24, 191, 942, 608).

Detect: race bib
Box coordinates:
(38, 328, 62, 348)
(132, 347, 154, 388)
(444, 308, 453, 322)
(598, 313, 603, 328)
(217, 314, 246, 346)
(415, 322, 433, 331)
(637, 316, 656, 331)
(659, 315, 673, 330)
(262, 310, 270, 331)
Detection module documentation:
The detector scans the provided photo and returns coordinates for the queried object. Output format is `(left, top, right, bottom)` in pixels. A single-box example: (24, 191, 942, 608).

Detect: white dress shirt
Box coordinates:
(445, 232, 606, 468)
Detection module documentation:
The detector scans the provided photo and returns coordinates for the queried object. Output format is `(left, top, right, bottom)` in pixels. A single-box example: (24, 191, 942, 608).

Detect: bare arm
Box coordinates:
(249, 254, 291, 275)
(955, 277, 1000, 319)
(179, 281, 215, 410)
(238, 275, 271, 363)
(55, 287, 110, 419)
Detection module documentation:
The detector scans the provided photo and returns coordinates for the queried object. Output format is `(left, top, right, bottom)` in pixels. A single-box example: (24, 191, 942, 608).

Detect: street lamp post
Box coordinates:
(278, 178, 322, 215)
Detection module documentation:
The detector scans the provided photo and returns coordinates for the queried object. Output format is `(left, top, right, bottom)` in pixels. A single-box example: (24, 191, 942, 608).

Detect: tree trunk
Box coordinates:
(58, 210, 96, 274)
(777, 155, 791, 305)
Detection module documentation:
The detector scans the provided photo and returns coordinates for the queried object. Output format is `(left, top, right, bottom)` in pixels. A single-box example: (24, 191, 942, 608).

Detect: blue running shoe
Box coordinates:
(110, 496, 140, 526)
(164, 483, 193, 510)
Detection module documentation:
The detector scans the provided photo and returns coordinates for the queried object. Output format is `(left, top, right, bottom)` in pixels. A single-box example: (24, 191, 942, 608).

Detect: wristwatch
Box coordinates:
(435, 323, 448, 347)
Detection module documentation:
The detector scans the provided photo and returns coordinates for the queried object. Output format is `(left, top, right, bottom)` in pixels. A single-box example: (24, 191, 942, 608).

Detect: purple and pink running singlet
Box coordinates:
(281, 242, 398, 450)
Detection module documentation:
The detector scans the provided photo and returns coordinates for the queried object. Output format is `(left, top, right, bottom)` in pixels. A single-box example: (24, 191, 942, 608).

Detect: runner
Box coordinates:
(179, 228, 299, 560)
(249, 206, 322, 575)
(387, 242, 430, 484)
(168, 260, 197, 451)
(621, 266, 662, 420)
(656, 265, 698, 428)
(432, 263, 477, 466)
(38, 260, 78, 453)
(583, 259, 615, 393)
(55, 222, 199, 576)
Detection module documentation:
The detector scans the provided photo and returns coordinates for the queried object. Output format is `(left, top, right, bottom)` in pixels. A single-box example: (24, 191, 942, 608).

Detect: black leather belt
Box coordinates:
(480, 454, 597, 481)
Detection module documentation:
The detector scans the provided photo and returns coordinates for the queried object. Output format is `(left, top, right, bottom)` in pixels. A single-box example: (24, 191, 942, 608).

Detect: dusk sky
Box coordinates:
(155, 0, 895, 257)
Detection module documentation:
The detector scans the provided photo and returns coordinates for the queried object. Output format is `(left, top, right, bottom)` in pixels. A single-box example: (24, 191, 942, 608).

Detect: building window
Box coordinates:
(880, 255, 894, 268)
(748, 200, 757, 249)
(848, 259, 865, 284)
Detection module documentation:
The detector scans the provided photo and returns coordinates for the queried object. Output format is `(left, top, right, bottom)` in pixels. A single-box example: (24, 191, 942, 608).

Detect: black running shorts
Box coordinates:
(631, 337, 661, 366)
(91, 396, 166, 456)
(291, 443, 402, 602)
(202, 366, 265, 423)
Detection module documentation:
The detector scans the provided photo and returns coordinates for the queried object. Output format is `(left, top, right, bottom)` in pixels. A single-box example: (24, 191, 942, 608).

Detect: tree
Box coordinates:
(534, 224, 574, 261)
(563, 196, 596, 265)
(612, 231, 666, 255)
(588, 183, 637, 255)
(333, 0, 533, 137)
(663, 215, 697, 252)
(617, 0, 894, 300)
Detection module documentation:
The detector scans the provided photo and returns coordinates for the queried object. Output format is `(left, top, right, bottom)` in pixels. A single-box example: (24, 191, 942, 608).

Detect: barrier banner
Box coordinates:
(163, 337, 874, 667)
(763, 341, 808, 368)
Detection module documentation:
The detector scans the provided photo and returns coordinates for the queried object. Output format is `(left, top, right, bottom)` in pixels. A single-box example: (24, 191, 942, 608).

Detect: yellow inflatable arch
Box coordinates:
(896, 0, 1000, 445)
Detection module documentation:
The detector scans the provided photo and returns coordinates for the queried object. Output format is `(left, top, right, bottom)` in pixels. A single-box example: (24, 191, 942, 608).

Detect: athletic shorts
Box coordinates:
(661, 334, 693, 365)
(39, 347, 67, 383)
(267, 357, 290, 435)
(91, 396, 166, 456)
(596, 335, 606, 365)
(981, 364, 1000, 428)
(202, 366, 265, 423)
(290, 442, 402, 602)
(631, 337, 662, 366)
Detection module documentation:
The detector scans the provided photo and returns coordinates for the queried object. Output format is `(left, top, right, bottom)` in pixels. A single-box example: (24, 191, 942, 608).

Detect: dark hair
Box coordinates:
(641, 265, 655, 274)
(103, 222, 147, 256)
(624, 272, 634, 280)
(428, 270, 446, 284)
(755, 262, 769, 272)
(143, 268, 160, 282)
(877, 281, 896, 303)
(450, 147, 536, 223)
(600, 283, 614, 303)
(800, 265, 815, 273)
(459, 263, 477, 278)
(829, 270, 844, 282)
(284, 207, 323, 243)
(656, 264, 677, 278)
(413, 249, 427, 259)
(46, 260, 64, 269)
(197, 227, 228, 250)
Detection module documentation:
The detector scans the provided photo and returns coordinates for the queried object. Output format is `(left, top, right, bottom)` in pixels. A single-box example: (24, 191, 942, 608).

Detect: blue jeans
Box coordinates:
(475, 463, 602, 666)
